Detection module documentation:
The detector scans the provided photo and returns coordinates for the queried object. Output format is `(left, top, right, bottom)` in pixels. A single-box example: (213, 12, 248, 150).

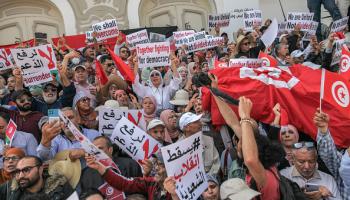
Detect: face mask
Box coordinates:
(72, 57, 80, 65)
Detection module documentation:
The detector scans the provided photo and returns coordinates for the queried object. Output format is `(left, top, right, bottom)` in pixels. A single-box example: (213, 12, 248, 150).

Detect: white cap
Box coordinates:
(220, 178, 261, 200)
(279, 33, 289, 43)
(290, 50, 304, 58)
(147, 119, 165, 131)
(179, 112, 203, 131)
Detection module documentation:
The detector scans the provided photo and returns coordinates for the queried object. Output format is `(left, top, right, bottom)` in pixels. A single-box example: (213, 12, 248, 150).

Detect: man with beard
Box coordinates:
(0, 76, 16, 105)
(0, 156, 74, 200)
(82, 46, 95, 63)
(0, 148, 25, 184)
(0, 89, 44, 143)
(74, 65, 97, 108)
(37, 107, 100, 161)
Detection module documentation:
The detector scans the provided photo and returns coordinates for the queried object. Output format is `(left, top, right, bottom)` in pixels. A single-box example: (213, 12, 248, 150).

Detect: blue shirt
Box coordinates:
(37, 128, 100, 161)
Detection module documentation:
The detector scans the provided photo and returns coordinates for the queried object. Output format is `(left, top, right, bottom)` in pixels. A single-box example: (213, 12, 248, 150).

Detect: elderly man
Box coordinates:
(281, 142, 341, 200)
(0, 148, 25, 184)
(0, 156, 74, 199)
(179, 112, 220, 175)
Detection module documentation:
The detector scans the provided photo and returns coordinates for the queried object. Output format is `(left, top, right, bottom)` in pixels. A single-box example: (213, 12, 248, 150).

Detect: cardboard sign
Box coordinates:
(206, 36, 224, 49)
(86, 19, 119, 44)
(330, 17, 349, 33)
(286, 12, 314, 31)
(185, 31, 208, 53)
(99, 107, 146, 135)
(302, 21, 318, 41)
(173, 30, 195, 48)
(10, 44, 55, 86)
(98, 182, 125, 200)
(110, 117, 161, 164)
(150, 32, 166, 42)
(229, 59, 262, 68)
(5, 119, 17, 146)
(208, 13, 231, 28)
(126, 29, 150, 50)
(243, 10, 262, 31)
(0, 49, 13, 71)
(136, 42, 170, 68)
(331, 39, 345, 66)
(161, 132, 208, 200)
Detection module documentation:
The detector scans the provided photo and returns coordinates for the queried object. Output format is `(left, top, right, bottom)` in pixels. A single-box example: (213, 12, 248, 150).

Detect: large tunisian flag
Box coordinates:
(202, 64, 350, 148)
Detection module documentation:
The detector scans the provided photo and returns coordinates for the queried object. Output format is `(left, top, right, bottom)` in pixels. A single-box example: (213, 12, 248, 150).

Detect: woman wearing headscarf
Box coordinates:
(141, 95, 157, 125)
(160, 109, 180, 143)
(73, 91, 98, 129)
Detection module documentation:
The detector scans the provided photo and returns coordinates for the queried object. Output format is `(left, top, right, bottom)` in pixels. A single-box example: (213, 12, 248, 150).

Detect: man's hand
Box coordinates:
(85, 154, 107, 175)
(313, 108, 329, 134)
(164, 176, 177, 194)
(41, 120, 62, 147)
(69, 149, 85, 162)
(140, 159, 153, 177)
(208, 73, 218, 89)
(272, 103, 281, 126)
(319, 185, 332, 198)
(12, 67, 22, 79)
(64, 50, 80, 61)
(304, 190, 322, 200)
(238, 96, 253, 119)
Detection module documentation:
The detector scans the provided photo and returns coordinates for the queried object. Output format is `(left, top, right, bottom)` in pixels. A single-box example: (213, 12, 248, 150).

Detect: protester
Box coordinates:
(0, 148, 25, 184)
(73, 92, 98, 129)
(160, 109, 180, 143)
(141, 95, 157, 125)
(146, 119, 171, 145)
(201, 174, 220, 200)
(220, 178, 260, 200)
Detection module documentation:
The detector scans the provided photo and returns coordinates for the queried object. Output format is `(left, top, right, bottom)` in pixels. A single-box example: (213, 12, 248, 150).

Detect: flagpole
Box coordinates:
(320, 68, 325, 112)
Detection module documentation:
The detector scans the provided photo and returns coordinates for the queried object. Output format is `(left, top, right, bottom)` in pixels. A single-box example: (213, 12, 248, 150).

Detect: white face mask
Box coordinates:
(72, 57, 80, 65)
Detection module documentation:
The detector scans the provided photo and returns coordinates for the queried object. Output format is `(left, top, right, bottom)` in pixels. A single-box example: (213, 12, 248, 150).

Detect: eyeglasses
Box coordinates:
(293, 142, 315, 150)
(150, 73, 160, 78)
(3, 156, 20, 162)
(43, 87, 57, 93)
(80, 97, 90, 103)
(107, 63, 115, 67)
(13, 165, 40, 177)
(17, 97, 32, 104)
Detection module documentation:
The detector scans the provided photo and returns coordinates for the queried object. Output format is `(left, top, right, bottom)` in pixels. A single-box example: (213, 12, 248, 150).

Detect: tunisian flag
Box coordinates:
(95, 59, 109, 85)
(339, 45, 350, 80)
(107, 47, 135, 82)
(202, 65, 350, 148)
(258, 51, 278, 67)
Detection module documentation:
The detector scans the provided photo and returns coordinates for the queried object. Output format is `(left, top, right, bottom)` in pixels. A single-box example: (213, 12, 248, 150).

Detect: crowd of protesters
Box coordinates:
(0, 1, 350, 199)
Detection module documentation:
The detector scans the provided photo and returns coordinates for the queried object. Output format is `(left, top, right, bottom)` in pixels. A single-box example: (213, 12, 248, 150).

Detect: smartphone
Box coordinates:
(48, 109, 60, 124)
(305, 183, 320, 192)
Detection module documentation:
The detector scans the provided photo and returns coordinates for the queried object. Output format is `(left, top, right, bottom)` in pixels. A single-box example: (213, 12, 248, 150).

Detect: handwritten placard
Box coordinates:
(86, 19, 119, 44)
(206, 35, 224, 49)
(136, 42, 170, 68)
(126, 29, 150, 50)
(185, 31, 208, 53)
(173, 30, 195, 48)
(208, 13, 231, 28)
(277, 21, 288, 37)
(161, 132, 208, 200)
(302, 21, 318, 41)
(99, 107, 146, 135)
(286, 12, 314, 31)
(0, 49, 13, 71)
(110, 117, 161, 164)
(330, 16, 349, 33)
(10, 44, 55, 86)
(229, 59, 262, 68)
(243, 10, 262, 31)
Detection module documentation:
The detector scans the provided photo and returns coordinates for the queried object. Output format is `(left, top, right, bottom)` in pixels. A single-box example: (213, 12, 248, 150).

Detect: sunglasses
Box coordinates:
(150, 73, 160, 77)
(3, 156, 20, 162)
(107, 63, 115, 67)
(293, 142, 315, 150)
(13, 165, 40, 177)
(17, 97, 32, 104)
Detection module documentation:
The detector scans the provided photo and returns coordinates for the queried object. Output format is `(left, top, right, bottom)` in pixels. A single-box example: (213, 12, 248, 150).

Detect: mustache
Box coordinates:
(18, 178, 29, 182)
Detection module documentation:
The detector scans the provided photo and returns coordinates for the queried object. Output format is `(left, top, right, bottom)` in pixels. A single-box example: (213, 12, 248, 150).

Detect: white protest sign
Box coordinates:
(110, 117, 162, 164)
(208, 13, 231, 28)
(286, 12, 314, 31)
(206, 35, 224, 49)
(302, 21, 318, 41)
(161, 132, 208, 200)
(229, 59, 262, 68)
(0, 49, 13, 71)
(243, 10, 262, 31)
(99, 107, 146, 135)
(86, 19, 119, 44)
(261, 18, 278, 48)
(10, 44, 55, 86)
(186, 31, 208, 53)
(277, 22, 288, 37)
(331, 39, 345, 66)
(136, 41, 170, 68)
(126, 29, 150, 50)
(330, 16, 349, 33)
(173, 30, 195, 48)
(150, 32, 166, 42)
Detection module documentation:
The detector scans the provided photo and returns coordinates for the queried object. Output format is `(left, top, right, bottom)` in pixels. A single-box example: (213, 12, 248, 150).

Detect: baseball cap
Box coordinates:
(73, 64, 86, 71)
(179, 112, 203, 131)
(290, 50, 304, 58)
(220, 178, 261, 200)
(12, 89, 32, 101)
(147, 119, 165, 131)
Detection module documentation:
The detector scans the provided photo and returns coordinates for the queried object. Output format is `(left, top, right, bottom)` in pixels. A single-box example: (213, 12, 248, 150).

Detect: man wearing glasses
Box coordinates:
(0, 156, 74, 199)
(0, 148, 25, 184)
(280, 141, 341, 200)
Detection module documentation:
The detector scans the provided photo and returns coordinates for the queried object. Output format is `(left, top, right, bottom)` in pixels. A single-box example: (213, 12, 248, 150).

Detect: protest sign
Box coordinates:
(5, 119, 17, 146)
(136, 41, 170, 68)
(86, 19, 119, 44)
(243, 10, 262, 31)
(229, 59, 262, 68)
(208, 13, 231, 28)
(261, 18, 278, 47)
(10, 44, 55, 86)
(150, 32, 166, 42)
(110, 117, 162, 164)
(0, 49, 13, 71)
(330, 16, 349, 33)
(186, 31, 208, 53)
(277, 21, 288, 37)
(286, 12, 314, 31)
(331, 39, 345, 66)
(302, 21, 318, 41)
(126, 29, 150, 50)
(99, 107, 146, 135)
(173, 30, 195, 48)
(161, 132, 208, 200)
(206, 35, 224, 49)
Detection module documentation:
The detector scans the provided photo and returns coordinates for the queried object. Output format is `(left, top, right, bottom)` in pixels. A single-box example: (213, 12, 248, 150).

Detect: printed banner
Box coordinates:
(173, 30, 195, 48)
(208, 13, 231, 28)
(161, 132, 208, 200)
(136, 41, 170, 68)
(0, 49, 13, 71)
(229, 59, 262, 68)
(5, 119, 17, 146)
(185, 31, 208, 53)
(110, 117, 161, 164)
(10, 44, 55, 86)
(150, 32, 166, 42)
(126, 29, 150, 50)
(286, 12, 314, 31)
(86, 19, 119, 44)
(243, 10, 262, 31)
(330, 16, 349, 33)
(99, 107, 146, 135)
